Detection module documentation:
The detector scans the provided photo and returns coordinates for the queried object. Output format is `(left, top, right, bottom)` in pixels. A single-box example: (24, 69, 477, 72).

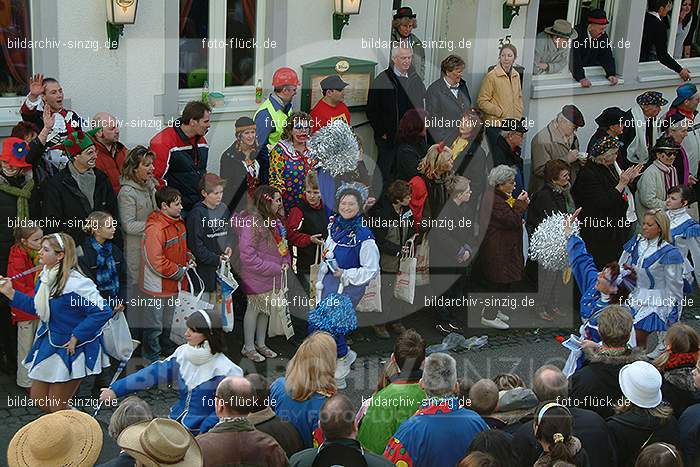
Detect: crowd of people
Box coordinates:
(4, 3, 700, 466)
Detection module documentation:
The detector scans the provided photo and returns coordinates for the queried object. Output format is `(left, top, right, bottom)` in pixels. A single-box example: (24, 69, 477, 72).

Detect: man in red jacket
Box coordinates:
(150, 101, 211, 213)
(92, 112, 127, 194)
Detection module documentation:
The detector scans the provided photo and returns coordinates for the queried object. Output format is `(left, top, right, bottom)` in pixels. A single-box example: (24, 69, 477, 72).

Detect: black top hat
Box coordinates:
(394, 6, 416, 20)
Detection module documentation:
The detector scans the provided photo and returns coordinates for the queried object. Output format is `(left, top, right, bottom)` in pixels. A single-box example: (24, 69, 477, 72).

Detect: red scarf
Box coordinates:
(664, 351, 699, 370)
(653, 160, 679, 192)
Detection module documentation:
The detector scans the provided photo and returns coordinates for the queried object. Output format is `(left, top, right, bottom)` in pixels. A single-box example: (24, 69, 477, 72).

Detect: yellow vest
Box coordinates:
(255, 97, 291, 146)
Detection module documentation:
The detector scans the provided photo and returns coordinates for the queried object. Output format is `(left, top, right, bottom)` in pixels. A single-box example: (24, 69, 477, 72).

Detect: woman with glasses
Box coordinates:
(269, 111, 315, 213)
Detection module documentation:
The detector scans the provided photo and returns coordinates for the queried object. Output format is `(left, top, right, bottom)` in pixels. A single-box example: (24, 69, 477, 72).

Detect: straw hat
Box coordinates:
(118, 418, 203, 467)
(619, 361, 663, 409)
(7, 410, 103, 467)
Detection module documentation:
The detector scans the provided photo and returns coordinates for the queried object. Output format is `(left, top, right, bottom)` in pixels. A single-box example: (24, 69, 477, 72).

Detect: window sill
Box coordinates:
(531, 75, 624, 98)
(637, 60, 700, 83)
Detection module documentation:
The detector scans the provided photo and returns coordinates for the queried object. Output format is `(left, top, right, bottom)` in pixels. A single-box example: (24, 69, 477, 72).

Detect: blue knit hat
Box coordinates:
(671, 83, 698, 108)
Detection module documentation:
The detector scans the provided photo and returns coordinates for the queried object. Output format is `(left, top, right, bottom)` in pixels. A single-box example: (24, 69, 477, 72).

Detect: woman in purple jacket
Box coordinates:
(234, 185, 291, 362)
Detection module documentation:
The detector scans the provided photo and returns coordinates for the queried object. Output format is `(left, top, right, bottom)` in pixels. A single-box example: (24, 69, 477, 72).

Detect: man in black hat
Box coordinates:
(391, 6, 426, 80)
(425, 54, 472, 145)
(570, 9, 618, 87)
(534, 19, 578, 75)
(619, 91, 668, 170)
(366, 44, 426, 185)
(530, 105, 586, 192)
(586, 107, 628, 153)
(641, 0, 691, 81)
(310, 74, 351, 133)
(493, 118, 528, 197)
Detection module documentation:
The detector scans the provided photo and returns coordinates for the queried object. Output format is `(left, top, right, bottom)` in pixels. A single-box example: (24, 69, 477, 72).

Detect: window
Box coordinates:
(664, 0, 695, 60)
(0, 0, 32, 97)
(179, 0, 258, 91)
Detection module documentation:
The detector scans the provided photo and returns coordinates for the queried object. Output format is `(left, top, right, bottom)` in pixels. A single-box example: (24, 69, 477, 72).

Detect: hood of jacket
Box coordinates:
(583, 346, 646, 366)
(612, 407, 674, 430)
(664, 366, 697, 392)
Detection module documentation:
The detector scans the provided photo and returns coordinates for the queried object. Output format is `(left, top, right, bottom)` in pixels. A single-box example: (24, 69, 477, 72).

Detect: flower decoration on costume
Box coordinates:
(12, 141, 27, 160)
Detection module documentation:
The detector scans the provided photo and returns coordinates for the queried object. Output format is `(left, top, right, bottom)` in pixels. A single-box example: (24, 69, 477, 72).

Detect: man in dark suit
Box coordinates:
(366, 44, 426, 186)
(570, 9, 618, 88)
(425, 55, 472, 146)
(641, 0, 691, 81)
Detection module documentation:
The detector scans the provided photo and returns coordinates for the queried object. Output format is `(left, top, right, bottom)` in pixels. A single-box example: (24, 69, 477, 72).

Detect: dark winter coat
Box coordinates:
(570, 24, 617, 81)
(661, 362, 700, 419)
(428, 198, 477, 269)
(526, 183, 574, 234)
(248, 406, 304, 458)
(42, 165, 120, 247)
(607, 407, 680, 467)
(425, 77, 472, 145)
(478, 189, 527, 284)
(368, 199, 416, 273)
(512, 406, 617, 467)
(679, 403, 700, 466)
(641, 12, 684, 73)
(366, 66, 426, 144)
(571, 161, 631, 267)
(219, 141, 259, 213)
(569, 347, 646, 419)
(185, 201, 232, 292)
(394, 141, 426, 181)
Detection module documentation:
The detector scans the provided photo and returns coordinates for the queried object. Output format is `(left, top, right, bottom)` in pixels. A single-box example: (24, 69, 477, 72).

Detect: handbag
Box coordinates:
(216, 259, 239, 333)
(394, 239, 417, 304)
(309, 244, 322, 308)
(356, 273, 382, 313)
(268, 266, 294, 339)
(415, 238, 430, 286)
(170, 268, 213, 345)
(101, 310, 134, 361)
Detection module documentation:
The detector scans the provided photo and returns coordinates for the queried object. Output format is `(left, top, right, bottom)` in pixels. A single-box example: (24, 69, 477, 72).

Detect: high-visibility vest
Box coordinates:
(254, 97, 291, 146)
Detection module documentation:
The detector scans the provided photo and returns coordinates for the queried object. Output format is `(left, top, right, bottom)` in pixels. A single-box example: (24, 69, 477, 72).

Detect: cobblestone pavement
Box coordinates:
(2, 294, 699, 464)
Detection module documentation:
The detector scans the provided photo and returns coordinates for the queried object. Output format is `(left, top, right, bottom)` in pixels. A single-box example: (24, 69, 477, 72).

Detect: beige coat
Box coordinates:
(529, 119, 581, 192)
(117, 177, 157, 287)
(637, 162, 676, 221)
(477, 64, 523, 126)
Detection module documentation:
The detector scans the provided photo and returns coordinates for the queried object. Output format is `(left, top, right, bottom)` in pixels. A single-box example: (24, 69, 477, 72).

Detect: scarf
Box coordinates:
(270, 219, 289, 256)
(547, 182, 576, 213)
(181, 340, 216, 365)
(505, 195, 516, 208)
(654, 160, 679, 192)
(91, 238, 119, 298)
(330, 214, 363, 243)
(664, 351, 699, 370)
(0, 172, 34, 220)
(34, 264, 60, 322)
(68, 163, 96, 209)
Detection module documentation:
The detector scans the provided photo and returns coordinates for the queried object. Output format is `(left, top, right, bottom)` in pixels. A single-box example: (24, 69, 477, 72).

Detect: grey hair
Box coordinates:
(391, 43, 414, 59)
(422, 353, 457, 396)
(500, 129, 513, 138)
(488, 165, 517, 187)
(108, 396, 153, 440)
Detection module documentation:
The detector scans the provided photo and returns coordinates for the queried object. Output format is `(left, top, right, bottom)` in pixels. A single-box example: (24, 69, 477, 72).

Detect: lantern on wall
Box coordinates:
(503, 0, 530, 29)
(333, 0, 362, 40)
(105, 0, 139, 49)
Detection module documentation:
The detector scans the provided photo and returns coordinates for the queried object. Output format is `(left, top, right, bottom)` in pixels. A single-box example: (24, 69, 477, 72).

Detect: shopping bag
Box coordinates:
(356, 273, 382, 313)
(394, 239, 417, 304)
(309, 245, 322, 308)
(101, 309, 134, 361)
(216, 259, 239, 333)
(170, 268, 213, 345)
(415, 238, 430, 286)
(268, 266, 294, 339)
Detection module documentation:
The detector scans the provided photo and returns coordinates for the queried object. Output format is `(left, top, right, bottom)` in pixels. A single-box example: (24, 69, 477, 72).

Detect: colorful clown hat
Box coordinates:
(0, 137, 32, 169)
(50, 127, 100, 159)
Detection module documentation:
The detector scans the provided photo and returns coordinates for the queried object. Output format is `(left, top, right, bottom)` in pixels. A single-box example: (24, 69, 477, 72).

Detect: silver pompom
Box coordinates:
(529, 213, 579, 271)
(308, 120, 360, 177)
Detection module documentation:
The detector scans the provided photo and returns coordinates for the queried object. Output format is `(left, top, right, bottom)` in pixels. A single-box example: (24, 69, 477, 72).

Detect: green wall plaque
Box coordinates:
(300, 56, 378, 113)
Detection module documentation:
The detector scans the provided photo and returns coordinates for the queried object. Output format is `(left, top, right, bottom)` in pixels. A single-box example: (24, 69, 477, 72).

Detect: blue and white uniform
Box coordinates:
(110, 343, 242, 435)
(9, 269, 112, 382)
(668, 207, 700, 295)
(563, 235, 636, 376)
(620, 235, 684, 332)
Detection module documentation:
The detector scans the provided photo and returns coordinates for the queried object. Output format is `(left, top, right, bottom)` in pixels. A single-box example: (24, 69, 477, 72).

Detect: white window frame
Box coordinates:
(637, 0, 700, 83)
(0, 0, 35, 121)
(178, 0, 266, 112)
(532, 0, 617, 82)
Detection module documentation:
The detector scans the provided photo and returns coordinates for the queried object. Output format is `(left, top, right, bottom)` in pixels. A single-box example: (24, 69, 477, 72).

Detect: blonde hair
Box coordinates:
(42, 233, 77, 297)
(82, 211, 115, 236)
(644, 209, 671, 243)
(285, 331, 337, 400)
(448, 176, 471, 198)
(417, 144, 453, 180)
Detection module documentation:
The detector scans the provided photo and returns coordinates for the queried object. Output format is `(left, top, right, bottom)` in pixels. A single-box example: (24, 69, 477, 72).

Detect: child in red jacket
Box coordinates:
(7, 226, 42, 389)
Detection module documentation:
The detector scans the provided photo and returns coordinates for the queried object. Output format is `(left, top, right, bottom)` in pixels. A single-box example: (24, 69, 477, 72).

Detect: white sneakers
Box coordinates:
(335, 349, 357, 389)
(496, 311, 510, 322)
(481, 316, 510, 330)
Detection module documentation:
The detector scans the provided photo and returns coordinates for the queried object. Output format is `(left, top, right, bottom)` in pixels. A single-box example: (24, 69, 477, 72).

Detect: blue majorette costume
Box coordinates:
(563, 235, 636, 376)
(620, 234, 684, 332)
(668, 207, 700, 298)
(10, 267, 112, 382)
(110, 311, 242, 435)
(309, 183, 379, 360)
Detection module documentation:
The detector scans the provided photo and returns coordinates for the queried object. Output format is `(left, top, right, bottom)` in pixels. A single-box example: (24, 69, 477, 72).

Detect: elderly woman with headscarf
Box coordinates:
(572, 135, 643, 268)
(530, 105, 586, 193)
(476, 165, 529, 329)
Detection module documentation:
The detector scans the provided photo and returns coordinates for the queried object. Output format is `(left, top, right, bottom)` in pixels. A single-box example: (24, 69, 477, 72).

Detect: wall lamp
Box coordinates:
(106, 0, 138, 49)
(333, 0, 362, 40)
(503, 0, 530, 29)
